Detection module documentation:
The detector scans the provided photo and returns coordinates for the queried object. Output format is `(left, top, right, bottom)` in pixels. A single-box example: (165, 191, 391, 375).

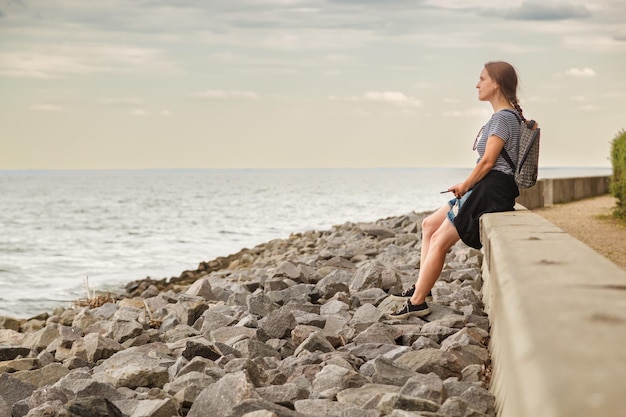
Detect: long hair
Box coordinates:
(484, 61, 525, 121)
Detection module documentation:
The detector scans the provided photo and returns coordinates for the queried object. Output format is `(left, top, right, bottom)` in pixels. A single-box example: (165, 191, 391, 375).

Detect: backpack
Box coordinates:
(501, 109, 541, 189)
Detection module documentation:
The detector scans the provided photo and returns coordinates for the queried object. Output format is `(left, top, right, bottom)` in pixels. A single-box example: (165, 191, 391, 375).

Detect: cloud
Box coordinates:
(189, 90, 259, 100)
(290, 8, 320, 13)
(565, 67, 597, 77)
(580, 104, 598, 112)
(0, 52, 97, 79)
(161, 109, 171, 116)
(442, 108, 491, 118)
(495, 1, 591, 21)
(570, 95, 585, 102)
(132, 109, 148, 116)
(329, 91, 422, 108)
(99, 97, 144, 106)
(0, 44, 173, 79)
(30, 104, 63, 112)
(527, 96, 558, 103)
(563, 35, 626, 52)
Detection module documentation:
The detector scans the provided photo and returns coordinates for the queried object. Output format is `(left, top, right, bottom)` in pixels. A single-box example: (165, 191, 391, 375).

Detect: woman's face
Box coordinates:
(476, 68, 499, 102)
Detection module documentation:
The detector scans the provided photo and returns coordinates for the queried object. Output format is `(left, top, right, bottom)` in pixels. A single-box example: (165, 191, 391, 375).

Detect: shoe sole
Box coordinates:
(386, 306, 431, 320)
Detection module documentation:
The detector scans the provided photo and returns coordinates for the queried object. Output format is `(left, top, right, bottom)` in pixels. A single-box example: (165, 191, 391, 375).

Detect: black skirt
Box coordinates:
(453, 170, 519, 249)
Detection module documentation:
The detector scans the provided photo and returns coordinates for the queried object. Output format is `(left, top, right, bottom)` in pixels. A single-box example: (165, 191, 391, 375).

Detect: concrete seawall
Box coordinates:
(517, 175, 610, 209)
(480, 175, 626, 417)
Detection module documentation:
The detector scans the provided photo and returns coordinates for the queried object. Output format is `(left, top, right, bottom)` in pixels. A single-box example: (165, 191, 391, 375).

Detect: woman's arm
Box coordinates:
(449, 135, 505, 198)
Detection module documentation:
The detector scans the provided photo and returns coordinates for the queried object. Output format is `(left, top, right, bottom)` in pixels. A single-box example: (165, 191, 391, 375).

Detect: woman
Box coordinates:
(388, 61, 525, 319)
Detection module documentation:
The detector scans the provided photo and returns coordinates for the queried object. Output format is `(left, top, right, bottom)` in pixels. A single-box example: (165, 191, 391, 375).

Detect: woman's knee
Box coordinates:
(430, 223, 460, 251)
(422, 213, 444, 236)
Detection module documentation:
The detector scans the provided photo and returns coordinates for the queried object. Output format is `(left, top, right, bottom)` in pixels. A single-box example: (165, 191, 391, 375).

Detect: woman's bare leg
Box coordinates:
(411, 215, 460, 305)
(420, 204, 451, 265)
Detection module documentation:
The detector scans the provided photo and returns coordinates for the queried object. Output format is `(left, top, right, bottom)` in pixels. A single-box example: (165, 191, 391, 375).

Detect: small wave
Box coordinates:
(219, 230, 239, 235)
(218, 230, 252, 236)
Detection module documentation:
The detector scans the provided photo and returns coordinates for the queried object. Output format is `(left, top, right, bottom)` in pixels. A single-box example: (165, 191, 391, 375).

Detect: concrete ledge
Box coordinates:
(480, 208, 626, 417)
(517, 175, 610, 209)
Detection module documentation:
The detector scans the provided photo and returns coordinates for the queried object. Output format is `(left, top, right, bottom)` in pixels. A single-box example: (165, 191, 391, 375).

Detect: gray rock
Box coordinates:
(461, 364, 485, 383)
(335, 384, 401, 408)
(58, 396, 125, 417)
(232, 339, 281, 360)
(344, 343, 402, 362)
(419, 322, 459, 344)
(353, 323, 396, 345)
(185, 278, 215, 300)
(71, 332, 124, 363)
(292, 311, 326, 328)
(439, 396, 490, 417)
(173, 299, 209, 326)
(247, 292, 280, 317)
(224, 357, 268, 387)
(257, 383, 309, 407)
(0, 329, 25, 346)
(209, 326, 257, 344)
(106, 319, 144, 344)
(276, 261, 304, 280)
(370, 357, 417, 386)
(388, 395, 440, 413)
(58, 326, 83, 348)
(198, 309, 238, 334)
(351, 288, 389, 307)
(349, 303, 384, 332)
(320, 300, 351, 321)
(12, 362, 69, 388)
(241, 410, 280, 417)
(115, 398, 180, 417)
(349, 263, 383, 292)
(92, 343, 174, 389)
(187, 371, 261, 417)
(258, 308, 297, 340)
(175, 335, 223, 361)
(360, 225, 396, 239)
(412, 336, 441, 350)
(312, 364, 368, 399)
(395, 348, 464, 380)
(175, 355, 222, 378)
(0, 316, 21, 331)
(230, 398, 310, 417)
(294, 332, 335, 355)
(399, 372, 446, 405)
(460, 385, 496, 416)
(294, 398, 347, 417)
(266, 284, 318, 306)
(0, 373, 37, 415)
(22, 323, 60, 352)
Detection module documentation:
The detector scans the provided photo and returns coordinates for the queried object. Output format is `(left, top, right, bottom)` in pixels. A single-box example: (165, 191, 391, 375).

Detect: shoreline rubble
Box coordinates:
(0, 211, 496, 417)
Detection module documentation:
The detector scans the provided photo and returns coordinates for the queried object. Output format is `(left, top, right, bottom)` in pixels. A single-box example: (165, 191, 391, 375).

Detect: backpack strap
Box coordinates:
(501, 149, 516, 172)
(500, 109, 521, 172)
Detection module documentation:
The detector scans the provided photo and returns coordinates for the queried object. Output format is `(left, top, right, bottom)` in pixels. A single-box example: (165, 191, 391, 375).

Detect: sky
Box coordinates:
(0, 0, 624, 170)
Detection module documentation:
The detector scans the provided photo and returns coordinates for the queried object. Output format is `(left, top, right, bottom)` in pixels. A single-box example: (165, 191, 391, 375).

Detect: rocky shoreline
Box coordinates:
(0, 211, 496, 417)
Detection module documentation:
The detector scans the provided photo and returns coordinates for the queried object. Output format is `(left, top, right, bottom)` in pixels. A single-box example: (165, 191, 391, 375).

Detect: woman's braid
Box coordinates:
(511, 98, 526, 122)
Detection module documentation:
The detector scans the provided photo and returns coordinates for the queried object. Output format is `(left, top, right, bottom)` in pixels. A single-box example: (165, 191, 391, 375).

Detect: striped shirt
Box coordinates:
(475, 109, 521, 175)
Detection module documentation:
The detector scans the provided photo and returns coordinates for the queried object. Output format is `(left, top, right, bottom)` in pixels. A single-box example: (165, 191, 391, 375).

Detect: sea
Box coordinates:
(0, 167, 611, 319)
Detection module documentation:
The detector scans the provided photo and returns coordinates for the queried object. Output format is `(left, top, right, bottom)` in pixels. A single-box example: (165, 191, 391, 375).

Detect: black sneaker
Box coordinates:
(386, 300, 431, 319)
(390, 285, 433, 302)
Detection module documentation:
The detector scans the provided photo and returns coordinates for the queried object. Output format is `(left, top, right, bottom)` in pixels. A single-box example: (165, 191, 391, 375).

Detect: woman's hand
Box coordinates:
(448, 182, 470, 199)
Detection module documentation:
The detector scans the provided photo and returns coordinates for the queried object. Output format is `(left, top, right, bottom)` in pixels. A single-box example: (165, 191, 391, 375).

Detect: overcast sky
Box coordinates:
(1, 0, 624, 170)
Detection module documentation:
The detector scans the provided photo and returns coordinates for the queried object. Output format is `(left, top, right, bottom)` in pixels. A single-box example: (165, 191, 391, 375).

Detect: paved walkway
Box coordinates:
(532, 194, 626, 270)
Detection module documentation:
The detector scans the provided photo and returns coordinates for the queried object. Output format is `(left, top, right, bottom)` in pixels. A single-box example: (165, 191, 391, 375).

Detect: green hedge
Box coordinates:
(611, 129, 626, 218)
